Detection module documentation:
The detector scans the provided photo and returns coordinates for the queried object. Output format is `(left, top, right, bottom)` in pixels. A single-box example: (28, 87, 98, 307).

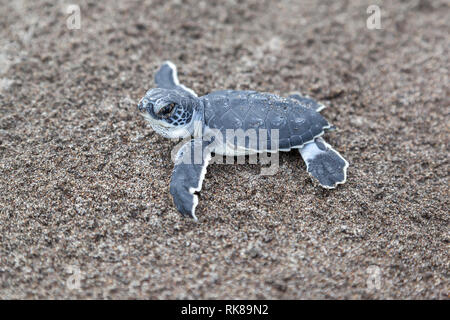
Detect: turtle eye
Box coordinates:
(158, 103, 175, 117)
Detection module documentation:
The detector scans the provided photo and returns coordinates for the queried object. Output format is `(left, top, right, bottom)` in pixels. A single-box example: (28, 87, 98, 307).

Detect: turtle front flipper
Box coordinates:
(299, 137, 349, 189)
(155, 61, 197, 97)
(170, 138, 214, 220)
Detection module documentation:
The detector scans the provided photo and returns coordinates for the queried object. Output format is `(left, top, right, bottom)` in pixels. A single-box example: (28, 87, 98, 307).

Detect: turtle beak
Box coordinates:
(137, 99, 145, 112)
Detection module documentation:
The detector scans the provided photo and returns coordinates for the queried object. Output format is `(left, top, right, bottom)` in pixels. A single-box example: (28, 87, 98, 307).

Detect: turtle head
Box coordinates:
(138, 88, 201, 138)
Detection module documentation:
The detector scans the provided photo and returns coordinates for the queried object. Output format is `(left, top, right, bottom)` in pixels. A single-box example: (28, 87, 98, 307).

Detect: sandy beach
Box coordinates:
(0, 0, 448, 299)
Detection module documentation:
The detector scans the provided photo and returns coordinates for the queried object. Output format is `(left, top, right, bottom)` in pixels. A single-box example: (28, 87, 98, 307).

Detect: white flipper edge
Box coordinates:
(170, 139, 214, 221)
(299, 137, 349, 189)
(163, 61, 198, 97)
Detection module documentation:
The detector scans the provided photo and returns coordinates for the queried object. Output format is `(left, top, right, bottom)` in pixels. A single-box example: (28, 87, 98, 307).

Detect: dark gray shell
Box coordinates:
(201, 90, 331, 150)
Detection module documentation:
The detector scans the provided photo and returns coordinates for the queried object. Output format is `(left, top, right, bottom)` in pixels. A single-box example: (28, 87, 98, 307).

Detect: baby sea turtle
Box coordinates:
(138, 61, 349, 220)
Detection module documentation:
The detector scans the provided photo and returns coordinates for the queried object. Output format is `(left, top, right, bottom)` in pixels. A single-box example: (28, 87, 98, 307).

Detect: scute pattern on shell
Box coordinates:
(201, 90, 331, 150)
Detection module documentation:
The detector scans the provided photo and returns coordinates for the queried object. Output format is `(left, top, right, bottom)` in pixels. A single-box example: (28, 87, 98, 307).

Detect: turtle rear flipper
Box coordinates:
(299, 138, 348, 188)
(289, 93, 326, 112)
